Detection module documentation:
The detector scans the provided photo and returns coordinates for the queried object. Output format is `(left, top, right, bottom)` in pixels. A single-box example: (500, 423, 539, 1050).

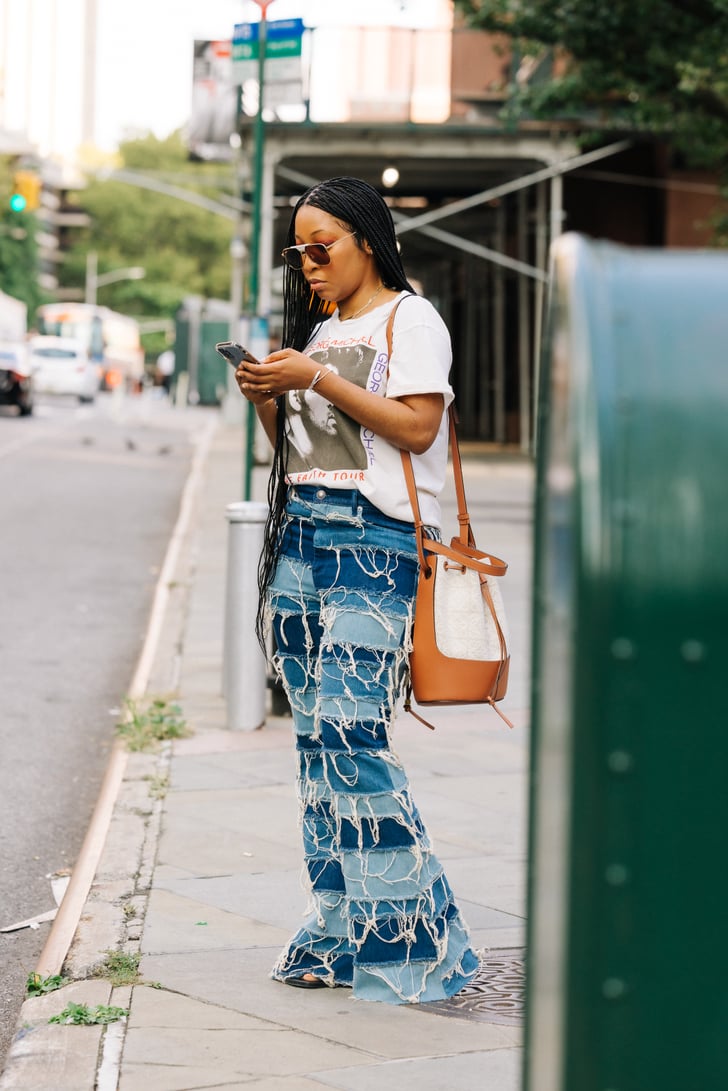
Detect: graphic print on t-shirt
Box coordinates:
(285, 340, 383, 475)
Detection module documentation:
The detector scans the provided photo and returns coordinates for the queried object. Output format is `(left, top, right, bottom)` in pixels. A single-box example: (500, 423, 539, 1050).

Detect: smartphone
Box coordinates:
(215, 341, 261, 367)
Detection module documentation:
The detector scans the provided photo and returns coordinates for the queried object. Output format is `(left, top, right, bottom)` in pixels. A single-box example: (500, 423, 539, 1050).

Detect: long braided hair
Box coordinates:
(256, 176, 415, 646)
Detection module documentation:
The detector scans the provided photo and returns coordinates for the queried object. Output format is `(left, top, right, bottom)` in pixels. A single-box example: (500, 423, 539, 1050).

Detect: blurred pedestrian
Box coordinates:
(156, 348, 175, 394)
(233, 176, 478, 1003)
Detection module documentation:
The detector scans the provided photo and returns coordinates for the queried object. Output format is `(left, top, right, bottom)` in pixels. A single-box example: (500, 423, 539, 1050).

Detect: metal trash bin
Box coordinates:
(526, 234, 728, 1091)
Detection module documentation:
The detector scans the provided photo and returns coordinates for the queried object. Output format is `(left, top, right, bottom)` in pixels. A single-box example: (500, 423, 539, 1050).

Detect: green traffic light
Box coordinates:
(9, 193, 27, 212)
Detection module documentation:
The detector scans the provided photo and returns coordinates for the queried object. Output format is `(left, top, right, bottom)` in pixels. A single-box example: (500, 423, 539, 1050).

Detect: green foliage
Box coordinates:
(48, 1002, 128, 1026)
(26, 973, 68, 997)
(62, 132, 237, 357)
(453, 0, 728, 171)
(116, 696, 190, 752)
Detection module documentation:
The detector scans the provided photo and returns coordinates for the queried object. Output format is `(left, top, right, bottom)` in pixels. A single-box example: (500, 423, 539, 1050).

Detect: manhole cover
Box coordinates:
(418, 947, 525, 1025)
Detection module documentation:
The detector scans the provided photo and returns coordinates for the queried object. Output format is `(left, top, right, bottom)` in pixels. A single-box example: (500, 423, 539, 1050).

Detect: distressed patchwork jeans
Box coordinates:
(268, 484, 479, 1003)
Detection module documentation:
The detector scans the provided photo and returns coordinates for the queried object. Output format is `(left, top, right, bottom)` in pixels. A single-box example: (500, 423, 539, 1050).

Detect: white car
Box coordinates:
(29, 336, 101, 403)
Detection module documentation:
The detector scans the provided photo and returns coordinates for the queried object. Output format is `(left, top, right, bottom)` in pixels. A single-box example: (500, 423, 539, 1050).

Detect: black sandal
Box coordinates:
(283, 975, 328, 990)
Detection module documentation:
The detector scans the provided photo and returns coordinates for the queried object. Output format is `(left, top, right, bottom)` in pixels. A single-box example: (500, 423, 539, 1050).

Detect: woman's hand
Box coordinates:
(234, 364, 275, 407)
(235, 349, 317, 402)
(235, 350, 443, 455)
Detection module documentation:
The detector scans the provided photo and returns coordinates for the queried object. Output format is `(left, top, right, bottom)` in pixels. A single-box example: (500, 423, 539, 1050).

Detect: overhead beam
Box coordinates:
(394, 140, 632, 237)
(276, 164, 548, 281)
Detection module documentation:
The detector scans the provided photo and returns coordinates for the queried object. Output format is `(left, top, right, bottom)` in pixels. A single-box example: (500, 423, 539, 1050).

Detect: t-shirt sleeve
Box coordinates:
(385, 296, 454, 408)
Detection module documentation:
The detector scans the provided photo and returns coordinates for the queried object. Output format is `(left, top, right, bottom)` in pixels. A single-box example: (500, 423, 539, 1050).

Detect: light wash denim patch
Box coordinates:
(267, 485, 478, 1003)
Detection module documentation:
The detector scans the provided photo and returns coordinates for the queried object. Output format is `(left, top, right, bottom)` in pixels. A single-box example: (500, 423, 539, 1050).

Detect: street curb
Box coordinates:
(0, 414, 219, 1091)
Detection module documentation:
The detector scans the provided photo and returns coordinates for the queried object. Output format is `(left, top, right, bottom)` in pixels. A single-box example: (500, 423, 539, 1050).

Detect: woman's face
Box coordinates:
(293, 204, 377, 307)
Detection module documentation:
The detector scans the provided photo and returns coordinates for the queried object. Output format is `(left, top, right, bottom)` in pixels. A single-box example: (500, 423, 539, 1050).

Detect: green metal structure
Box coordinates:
(526, 234, 728, 1091)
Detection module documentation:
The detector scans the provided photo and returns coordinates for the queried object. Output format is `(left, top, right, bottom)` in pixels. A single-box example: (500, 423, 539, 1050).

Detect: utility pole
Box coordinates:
(248, 0, 273, 314)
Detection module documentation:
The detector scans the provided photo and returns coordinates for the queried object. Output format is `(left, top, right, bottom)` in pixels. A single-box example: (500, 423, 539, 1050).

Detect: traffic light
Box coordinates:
(9, 170, 41, 213)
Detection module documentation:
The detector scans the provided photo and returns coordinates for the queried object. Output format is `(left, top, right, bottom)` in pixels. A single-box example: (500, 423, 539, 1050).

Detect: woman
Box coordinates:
(235, 176, 478, 1004)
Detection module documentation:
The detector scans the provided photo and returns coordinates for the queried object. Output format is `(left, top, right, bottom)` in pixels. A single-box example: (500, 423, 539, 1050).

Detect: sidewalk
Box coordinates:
(1, 415, 534, 1091)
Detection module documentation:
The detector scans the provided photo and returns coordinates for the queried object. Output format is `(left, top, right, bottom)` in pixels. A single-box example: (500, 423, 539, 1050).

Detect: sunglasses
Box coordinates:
(281, 232, 356, 271)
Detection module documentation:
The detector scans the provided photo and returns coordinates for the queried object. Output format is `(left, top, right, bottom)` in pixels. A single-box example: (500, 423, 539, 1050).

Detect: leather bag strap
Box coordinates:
(384, 301, 493, 571)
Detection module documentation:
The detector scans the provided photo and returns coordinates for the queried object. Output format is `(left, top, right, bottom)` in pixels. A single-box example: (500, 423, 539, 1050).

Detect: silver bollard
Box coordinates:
(223, 501, 269, 730)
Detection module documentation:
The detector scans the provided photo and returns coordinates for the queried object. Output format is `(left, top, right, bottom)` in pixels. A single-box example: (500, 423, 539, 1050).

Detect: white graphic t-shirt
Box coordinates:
(285, 291, 454, 529)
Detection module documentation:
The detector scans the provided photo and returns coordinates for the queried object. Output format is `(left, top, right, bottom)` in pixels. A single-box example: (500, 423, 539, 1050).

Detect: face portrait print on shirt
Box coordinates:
(285, 342, 377, 474)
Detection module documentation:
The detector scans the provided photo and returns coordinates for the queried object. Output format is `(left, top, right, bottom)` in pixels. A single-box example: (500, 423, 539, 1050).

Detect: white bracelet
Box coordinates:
(308, 368, 324, 391)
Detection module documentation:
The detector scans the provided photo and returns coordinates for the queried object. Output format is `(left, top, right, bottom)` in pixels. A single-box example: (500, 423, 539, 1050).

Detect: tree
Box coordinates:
(453, 0, 728, 172)
(63, 132, 239, 358)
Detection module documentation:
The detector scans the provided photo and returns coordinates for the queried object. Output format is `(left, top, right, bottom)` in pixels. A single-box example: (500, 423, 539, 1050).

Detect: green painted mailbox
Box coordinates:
(526, 235, 728, 1091)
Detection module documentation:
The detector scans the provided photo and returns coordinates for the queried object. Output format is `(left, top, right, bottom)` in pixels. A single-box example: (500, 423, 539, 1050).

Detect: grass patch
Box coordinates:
(98, 950, 141, 987)
(48, 1002, 128, 1026)
(145, 773, 170, 800)
(115, 697, 190, 752)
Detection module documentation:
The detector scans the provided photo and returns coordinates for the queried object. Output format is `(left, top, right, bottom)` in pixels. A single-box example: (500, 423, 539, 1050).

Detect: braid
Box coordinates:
(256, 177, 415, 647)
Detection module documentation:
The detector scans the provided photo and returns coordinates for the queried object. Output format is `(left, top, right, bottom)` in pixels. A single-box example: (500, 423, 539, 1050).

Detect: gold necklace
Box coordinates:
(339, 283, 385, 321)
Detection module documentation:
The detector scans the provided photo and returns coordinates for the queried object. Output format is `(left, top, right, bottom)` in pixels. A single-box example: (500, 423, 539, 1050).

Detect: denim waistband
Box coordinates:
(289, 484, 365, 510)
(286, 484, 417, 534)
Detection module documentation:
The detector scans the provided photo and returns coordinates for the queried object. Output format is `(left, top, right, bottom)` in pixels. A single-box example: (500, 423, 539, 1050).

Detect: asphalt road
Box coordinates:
(0, 389, 212, 1068)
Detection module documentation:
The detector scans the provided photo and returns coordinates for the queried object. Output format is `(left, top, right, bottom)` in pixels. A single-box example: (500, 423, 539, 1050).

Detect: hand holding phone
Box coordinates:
(215, 341, 262, 368)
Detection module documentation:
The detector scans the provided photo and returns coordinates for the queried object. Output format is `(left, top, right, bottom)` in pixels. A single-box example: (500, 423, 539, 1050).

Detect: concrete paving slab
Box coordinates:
(472, 927, 526, 950)
(156, 812, 302, 877)
(238, 1079, 344, 1090)
(127, 986, 276, 1035)
(454, 901, 525, 949)
(444, 858, 525, 913)
(162, 786, 300, 847)
(413, 794, 524, 856)
(172, 722, 293, 757)
(169, 748, 296, 793)
(142, 888, 289, 954)
(0, 1024, 105, 1091)
(310, 1046, 522, 1091)
(121, 1024, 378, 1080)
(0, 981, 115, 1091)
(128, 984, 272, 1028)
(153, 869, 304, 932)
(139, 946, 520, 1063)
(119, 1065, 251, 1090)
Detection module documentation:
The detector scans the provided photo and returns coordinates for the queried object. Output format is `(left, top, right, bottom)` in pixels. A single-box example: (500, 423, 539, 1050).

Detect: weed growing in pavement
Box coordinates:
(98, 949, 141, 987)
(48, 1002, 128, 1026)
(115, 697, 190, 752)
(26, 973, 67, 997)
(145, 772, 170, 799)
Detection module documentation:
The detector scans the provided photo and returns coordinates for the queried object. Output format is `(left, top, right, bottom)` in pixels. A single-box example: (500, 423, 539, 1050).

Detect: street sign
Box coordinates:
(232, 19, 304, 86)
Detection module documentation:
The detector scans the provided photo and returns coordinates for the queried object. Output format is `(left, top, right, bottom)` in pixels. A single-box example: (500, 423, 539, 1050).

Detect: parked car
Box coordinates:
(0, 342, 33, 416)
(29, 336, 101, 403)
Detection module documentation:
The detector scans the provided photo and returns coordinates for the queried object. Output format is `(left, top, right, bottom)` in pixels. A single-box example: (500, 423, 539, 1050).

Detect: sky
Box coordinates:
(0, 0, 451, 158)
(96, 0, 451, 149)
